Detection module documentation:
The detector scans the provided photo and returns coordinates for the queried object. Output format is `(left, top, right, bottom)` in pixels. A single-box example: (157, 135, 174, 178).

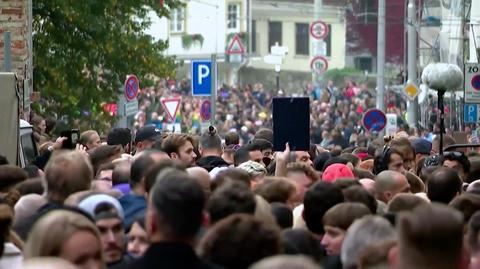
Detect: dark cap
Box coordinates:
(411, 138, 432, 155)
(134, 125, 162, 144)
(107, 128, 132, 146)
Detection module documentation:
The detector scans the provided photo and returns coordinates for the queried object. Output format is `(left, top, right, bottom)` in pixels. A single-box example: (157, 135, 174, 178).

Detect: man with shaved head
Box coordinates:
(187, 167, 212, 198)
(375, 170, 410, 204)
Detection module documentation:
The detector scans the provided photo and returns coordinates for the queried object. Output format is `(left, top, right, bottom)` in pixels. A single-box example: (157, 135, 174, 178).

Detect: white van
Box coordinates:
(19, 119, 38, 167)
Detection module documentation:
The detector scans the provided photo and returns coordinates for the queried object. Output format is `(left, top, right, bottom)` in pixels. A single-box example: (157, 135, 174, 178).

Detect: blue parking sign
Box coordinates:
(192, 60, 212, 96)
(464, 104, 479, 123)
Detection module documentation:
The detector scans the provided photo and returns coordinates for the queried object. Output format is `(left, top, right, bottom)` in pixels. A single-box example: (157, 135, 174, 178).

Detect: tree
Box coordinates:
(32, 0, 181, 132)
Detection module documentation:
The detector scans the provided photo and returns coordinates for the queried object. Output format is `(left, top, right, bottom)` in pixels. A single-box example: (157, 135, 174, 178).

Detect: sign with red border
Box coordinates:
(161, 98, 181, 122)
(124, 75, 139, 101)
(362, 109, 387, 132)
(310, 21, 329, 40)
(200, 100, 212, 121)
(310, 56, 329, 73)
(226, 34, 245, 55)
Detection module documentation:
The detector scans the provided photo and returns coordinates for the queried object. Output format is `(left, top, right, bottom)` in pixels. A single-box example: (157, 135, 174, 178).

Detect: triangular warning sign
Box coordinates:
(161, 98, 181, 122)
(227, 34, 245, 55)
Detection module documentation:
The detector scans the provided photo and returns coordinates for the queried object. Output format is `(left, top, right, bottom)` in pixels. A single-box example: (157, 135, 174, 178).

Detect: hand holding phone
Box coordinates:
(60, 129, 80, 149)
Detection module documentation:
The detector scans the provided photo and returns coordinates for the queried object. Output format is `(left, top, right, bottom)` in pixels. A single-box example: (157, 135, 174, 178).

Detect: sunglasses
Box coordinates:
(444, 151, 464, 158)
(423, 154, 444, 168)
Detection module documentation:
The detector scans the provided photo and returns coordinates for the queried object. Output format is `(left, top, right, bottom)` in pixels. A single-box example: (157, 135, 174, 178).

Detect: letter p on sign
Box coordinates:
(198, 64, 210, 85)
(192, 60, 212, 96)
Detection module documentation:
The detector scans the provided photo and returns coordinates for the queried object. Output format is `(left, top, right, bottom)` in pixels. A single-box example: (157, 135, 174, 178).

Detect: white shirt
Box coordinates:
(0, 243, 22, 269)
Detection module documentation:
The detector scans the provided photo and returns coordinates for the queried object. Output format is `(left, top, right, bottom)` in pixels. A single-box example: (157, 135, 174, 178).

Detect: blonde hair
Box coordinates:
(80, 130, 99, 146)
(24, 210, 103, 264)
(44, 150, 93, 203)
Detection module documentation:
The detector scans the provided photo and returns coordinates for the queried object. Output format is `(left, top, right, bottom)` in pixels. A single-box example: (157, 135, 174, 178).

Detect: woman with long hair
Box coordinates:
(24, 210, 104, 269)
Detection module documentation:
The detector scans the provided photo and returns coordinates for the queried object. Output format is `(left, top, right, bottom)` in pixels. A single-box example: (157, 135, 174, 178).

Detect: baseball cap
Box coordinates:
(134, 125, 162, 144)
(107, 128, 132, 146)
(411, 138, 432, 155)
(78, 194, 125, 221)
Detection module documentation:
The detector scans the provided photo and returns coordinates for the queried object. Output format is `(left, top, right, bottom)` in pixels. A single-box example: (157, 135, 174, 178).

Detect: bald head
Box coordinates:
(187, 167, 211, 198)
(359, 178, 375, 195)
(133, 149, 169, 162)
(375, 170, 410, 203)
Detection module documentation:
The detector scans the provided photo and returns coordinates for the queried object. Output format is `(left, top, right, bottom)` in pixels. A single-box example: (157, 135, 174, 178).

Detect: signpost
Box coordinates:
(200, 99, 212, 121)
(192, 60, 212, 96)
(121, 75, 140, 129)
(227, 34, 245, 64)
(386, 113, 398, 136)
(465, 63, 480, 103)
(310, 19, 329, 85)
(404, 81, 419, 100)
(161, 98, 181, 123)
(464, 104, 480, 123)
(362, 109, 387, 132)
(124, 75, 139, 101)
(125, 99, 139, 117)
(192, 56, 217, 126)
(310, 56, 329, 75)
(310, 20, 329, 40)
(226, 34, 245, 55)
(267, 43, 288, 93)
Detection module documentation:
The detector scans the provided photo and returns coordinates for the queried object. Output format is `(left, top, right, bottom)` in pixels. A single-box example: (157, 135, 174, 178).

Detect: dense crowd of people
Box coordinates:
(3, 105, 480, 269)
(132, 78, 416, 146)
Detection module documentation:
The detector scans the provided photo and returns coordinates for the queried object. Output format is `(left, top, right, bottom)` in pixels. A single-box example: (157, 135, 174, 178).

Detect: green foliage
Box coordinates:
(322, 68, 365, 86)
(33, 0, 181, 132)
(181, 34, 204, 49)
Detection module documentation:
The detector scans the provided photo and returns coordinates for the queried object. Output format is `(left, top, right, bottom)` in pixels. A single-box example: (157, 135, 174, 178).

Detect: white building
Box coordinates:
(151, 0, 248, 59)
(151, 0, 346, 91)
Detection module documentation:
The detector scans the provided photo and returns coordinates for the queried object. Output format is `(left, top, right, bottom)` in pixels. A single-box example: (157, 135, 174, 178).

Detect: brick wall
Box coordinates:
(0, 0, 27, 78)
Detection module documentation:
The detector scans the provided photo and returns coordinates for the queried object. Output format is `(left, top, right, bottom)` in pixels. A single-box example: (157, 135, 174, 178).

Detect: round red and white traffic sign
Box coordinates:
(472, 74, 480, 91)
(310, 56, 329, 75)
(124, 75, 139, 101)
(310, 20, 329, 40)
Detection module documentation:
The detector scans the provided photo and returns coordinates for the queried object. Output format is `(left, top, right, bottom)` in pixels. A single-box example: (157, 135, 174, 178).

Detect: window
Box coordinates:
(252, 20, 257, 53)
(170, 8, 185, 33)
(354, 56, 373, 72)
(227, 4, 240, 32)
(20, 133, 37, 166)
(326, 25, 332, 57)
(268, 21, 282, 52)
(295, 23, 309, 55)
(360, 0, 377, 24)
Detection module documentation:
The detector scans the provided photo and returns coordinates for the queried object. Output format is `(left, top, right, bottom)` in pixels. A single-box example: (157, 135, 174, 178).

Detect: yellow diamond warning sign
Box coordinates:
(404, 82, 419, 100)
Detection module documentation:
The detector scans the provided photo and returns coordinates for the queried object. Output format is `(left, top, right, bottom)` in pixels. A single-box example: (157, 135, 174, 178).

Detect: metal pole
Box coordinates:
(407, 0, 418, 127)
(210, 54, 217, 126)
(376, 0, 386, 112)
(312, 0, 323, 85)
(3, 32, 11, 72)
(23, 0, 33, 120)
(248, 0, 252, 55)
(276, 72, 280, 92)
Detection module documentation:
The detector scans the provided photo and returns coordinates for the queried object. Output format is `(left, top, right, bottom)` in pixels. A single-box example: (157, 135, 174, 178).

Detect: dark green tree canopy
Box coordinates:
(33, 0, 180, 131)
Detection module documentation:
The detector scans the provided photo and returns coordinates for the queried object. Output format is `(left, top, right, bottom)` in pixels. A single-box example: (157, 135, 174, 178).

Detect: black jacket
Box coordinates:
(196, 156, 229, 172)
(125, 242, 222, 269)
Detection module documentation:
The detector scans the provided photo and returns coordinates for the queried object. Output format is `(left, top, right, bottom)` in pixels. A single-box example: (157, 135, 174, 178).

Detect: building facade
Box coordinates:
(155, 0, 347, 91)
